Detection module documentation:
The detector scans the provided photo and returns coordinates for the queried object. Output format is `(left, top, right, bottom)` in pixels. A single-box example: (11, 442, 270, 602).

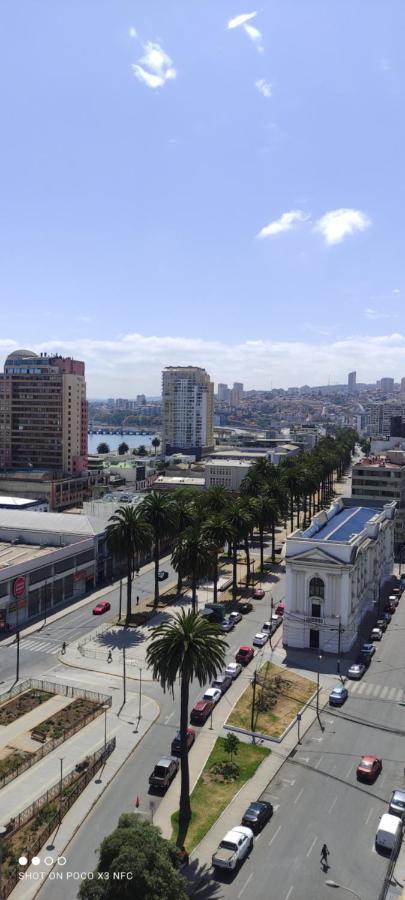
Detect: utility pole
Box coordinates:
(316, 654, 324, 730)
(118, 576, 122, 622)
(269, 596, 274, 649)
(123, 647, 127, 706)
(251, 670, 257, 737)
(16, 601, 20, 683)
(138, 668, 142, 720)
(59, 758, 64, 824)
(337, 617, 342, 676)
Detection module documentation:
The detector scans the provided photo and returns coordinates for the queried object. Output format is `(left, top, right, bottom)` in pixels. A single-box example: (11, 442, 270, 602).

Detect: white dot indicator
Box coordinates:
(18, 857, 28, 866)
(32, 857, 41, 866)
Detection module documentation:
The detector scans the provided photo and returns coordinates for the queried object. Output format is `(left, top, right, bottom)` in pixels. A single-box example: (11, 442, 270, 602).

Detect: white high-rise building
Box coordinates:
(162, 366, 214, 460)
(217, 383, 230, 403)
(230, 382, 244, 407)
(348, 371, 356, 394)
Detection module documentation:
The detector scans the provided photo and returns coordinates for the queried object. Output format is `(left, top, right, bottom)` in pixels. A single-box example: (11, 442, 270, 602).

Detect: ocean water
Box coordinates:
(88, 432, 157, 454)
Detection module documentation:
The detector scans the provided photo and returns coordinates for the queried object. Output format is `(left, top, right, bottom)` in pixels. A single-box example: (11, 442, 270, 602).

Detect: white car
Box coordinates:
(229, 611, 242, 625)
(202, 687, 222, 705)
(253, 632, 268, 647)
(370, 627, 383, 641)
(225, 662, 242, 680)
(212, 826, 254, 870)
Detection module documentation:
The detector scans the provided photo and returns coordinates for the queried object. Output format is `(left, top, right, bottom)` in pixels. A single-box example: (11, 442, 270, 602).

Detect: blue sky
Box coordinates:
(0, 1, 404, 396)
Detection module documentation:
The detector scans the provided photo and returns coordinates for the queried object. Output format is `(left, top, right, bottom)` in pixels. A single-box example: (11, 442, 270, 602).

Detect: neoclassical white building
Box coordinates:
(283, 498, 396, 654)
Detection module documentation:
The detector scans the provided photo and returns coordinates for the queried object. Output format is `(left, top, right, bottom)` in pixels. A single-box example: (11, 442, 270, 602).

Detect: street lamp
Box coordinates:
(59, 758, 64, 824)
(0, 824, 7, 898)
(103, 705, 108, 756)
(316, 654, 324, 730)
(325, 880, 364, 900)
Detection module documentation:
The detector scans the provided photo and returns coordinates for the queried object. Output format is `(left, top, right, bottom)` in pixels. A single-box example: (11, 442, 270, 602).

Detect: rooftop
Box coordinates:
(303, 505, 382, 543)
(0, 509, 105, 537)
(205, 458, 252, 468)
(354, 455, 405, 469)
(0, 541, 57, 569)
(0, 497, 45, 508)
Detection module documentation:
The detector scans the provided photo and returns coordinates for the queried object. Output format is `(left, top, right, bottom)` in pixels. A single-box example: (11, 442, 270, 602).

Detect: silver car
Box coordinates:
(389, 790, 405, 819)
(211, 672, 233, 694)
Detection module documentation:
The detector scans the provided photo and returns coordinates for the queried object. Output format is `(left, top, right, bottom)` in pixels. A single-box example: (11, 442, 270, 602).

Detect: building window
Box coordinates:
(309, 577, 324, 599)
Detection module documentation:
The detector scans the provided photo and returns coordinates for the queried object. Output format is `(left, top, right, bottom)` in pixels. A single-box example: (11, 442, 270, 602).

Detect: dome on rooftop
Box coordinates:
(5, 349, 39, 361)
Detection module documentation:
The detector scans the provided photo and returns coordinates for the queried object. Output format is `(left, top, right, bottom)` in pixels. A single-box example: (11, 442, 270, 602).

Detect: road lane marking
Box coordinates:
(364, 684, 373, 696)
(268, 825, 282, 846)
(365, 807, 374, 825)
(357, 683, 366, 694)
(164, 712, 175, 724)
(388, 687, 397, 699)
(297, 756, 309, 763)
(306, 835, 318, 857)
(380, 686, 389, 698)
(314, 755, 324, 770)
(395, 689, 403, 701)
(371, 685, 381, 697)
(238, 872, 253, 897)
(281, 778, 296, 786)
(328, 795, 338, 814)
(294, 787, 304, 804)
(345, 762, 353, 778)
(283, 887, 294, 900)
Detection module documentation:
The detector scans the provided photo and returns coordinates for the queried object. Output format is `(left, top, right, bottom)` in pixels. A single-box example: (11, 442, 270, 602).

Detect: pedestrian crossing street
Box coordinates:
(348, 679, 405, 703)
(8, 638, 60, 655)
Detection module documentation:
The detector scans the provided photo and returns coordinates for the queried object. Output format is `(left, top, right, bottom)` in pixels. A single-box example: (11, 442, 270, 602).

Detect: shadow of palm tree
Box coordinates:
(97, 629, 145, 649)
(184, 859, 223, 898)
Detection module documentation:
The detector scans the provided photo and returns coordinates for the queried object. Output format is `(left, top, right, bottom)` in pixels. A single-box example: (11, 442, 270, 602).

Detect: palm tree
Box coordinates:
(171, 527, 215, 612)
(152, 436, 161, 455)
(201, 514, 235, 602)
(106, 506, 152, 623)
(141, 492, 177, 607)
(226, 499, 255, 596)
(203, 485, 231, 514)
(146, 610, 227, 847)
(252, 493, 279, 570)
(171, 490, 199, 592)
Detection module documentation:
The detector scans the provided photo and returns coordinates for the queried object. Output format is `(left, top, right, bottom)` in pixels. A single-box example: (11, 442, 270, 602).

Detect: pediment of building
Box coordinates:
(286, 547, 343, 566)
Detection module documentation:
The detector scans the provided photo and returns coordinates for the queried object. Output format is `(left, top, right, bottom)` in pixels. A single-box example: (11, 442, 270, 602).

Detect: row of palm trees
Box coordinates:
(106, 428, 358, 622)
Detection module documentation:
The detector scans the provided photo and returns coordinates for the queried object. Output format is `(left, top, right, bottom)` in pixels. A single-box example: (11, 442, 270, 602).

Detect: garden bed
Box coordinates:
(0, 690, 53, 726)
(0, 749, 31, 780)
(171, 737, 269, 851)
(227, 662, 315, 738)
(31, 698, 101, 742)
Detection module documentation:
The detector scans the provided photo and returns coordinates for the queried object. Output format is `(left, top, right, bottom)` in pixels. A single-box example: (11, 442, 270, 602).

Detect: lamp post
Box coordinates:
(251, 559, 255, 586)
(316, 654, 324, 730)
(103, 705, 108, 756)
(59, 758, 64, 824)
(0, 824, 7, 899)
(325, 880, 364, 899)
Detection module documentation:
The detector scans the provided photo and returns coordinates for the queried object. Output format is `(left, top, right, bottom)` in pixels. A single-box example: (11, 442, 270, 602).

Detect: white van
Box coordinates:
(375, 813, 402, 851)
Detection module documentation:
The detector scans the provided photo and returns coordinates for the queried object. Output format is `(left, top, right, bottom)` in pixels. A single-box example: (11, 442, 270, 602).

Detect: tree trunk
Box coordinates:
(177, 568, 183, 594)
(213, 552, 218, 603)
(126, 554, 132, 624)
(271, 524, 275, 562)
(232, 542, 238, 599)
(244, 538, 250, 587)
(153, 539, 160, 608)
(290, 491, 294, 531)
(192, 564, 197, 614)
(259, 525, 264, 572)
(176, 675, 191, 848)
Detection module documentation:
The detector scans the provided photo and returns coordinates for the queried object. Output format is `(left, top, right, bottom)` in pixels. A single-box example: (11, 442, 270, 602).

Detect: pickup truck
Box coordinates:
(149, 756, 179, 791)
(212, 826, 253, 870)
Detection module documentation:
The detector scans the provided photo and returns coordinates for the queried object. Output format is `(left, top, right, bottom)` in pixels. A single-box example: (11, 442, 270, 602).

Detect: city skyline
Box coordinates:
(1, 2, 404, 394)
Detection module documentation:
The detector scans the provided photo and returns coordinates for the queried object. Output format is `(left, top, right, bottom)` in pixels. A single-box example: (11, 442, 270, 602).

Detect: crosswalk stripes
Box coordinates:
(8, 638, 60, 655)
(349, 680, 404, 703)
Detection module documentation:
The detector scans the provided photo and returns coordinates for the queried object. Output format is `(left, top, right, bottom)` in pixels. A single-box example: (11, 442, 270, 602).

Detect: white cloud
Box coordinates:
(132, 41, 176, 90)
(129, 27, 138, 39)
(364, 307, 397, 321)
(393, 288, 400, 294)
(4, 332, 405, 396)
(243, 23, 264, 53)
(227, 12, 257, 29)
(315, 208, 371, 245)
(255, 78, 272, 98)
(257, 210, 310, 238)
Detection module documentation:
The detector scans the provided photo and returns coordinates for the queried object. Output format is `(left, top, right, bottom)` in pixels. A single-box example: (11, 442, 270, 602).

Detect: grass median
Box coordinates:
(227, 662, 315, 738)
(171, 737, 269, 851)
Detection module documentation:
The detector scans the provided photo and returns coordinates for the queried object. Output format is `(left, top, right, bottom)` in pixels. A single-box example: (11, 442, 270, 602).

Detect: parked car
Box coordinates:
(388, 594, 399, 607)
(158, 570, 169, 581)
(253, 588, 265, 599)
(211, 673, 233, 694)
(203, 603, 226, 623)
(385, 600, 396, 614)
(382, 612, 392, 624)
(220, 616, 234, 633)
(370, 627, 383, 641)
(329, 684, 348, 706)
(391, 586, 402, 597)
(229, 611, 242, 625)
(202, 687, 221, 706)
(92, 600, 111, 615)
(239, 602, 253, 614)
(149, 756, 179, 791)
(359, 643, 375, 659)
(347, 662, 366, 680)
(356, 755, 382, 782)
(170, 728, 195, 755)
(190, 700, 213, 724)
(212, 826, 253, 870)
(241, 800, 273, 833)
(236, 645, 254, 665)
(376, 619, 387, 632)
(224, 662, 242, 680)
(253, 632, 268, 647)
(375, 813, 402, 851)
(389, 789, 405, 820)
(275, 601, 285, 616)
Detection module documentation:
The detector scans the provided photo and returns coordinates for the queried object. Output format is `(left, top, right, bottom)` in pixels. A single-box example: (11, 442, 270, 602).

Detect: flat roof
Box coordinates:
(354, 456, 405, 469)
(154, 476, 205, 485)
(0, 509, 105, 536)
(303, 506, 381, 543)
(0, 541, 57, 569)
(0, 497, 45, 507)
(205, 458, 252, 468)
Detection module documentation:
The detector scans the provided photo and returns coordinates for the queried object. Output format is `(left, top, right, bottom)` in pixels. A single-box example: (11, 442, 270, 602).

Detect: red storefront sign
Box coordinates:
(12, 576, 26, 599)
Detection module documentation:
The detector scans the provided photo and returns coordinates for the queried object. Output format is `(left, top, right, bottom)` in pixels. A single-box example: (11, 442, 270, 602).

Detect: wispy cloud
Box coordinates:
(257, 210, 310, 238)
(393, 288, 400, 294)
(129, 27, 137, 39)
(6, 332, 405, 395)
(364, 307, 397, 321)
(227, 11, 263, 53)
(255, 78, 272, 98)
(132, 41, 176, 90)
(315, 208, 371, 245)
(378, 57, 391, 72)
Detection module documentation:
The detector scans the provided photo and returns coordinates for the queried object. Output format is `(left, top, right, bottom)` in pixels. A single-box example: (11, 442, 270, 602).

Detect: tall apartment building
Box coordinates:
(0, 349, 88, 476)
(348, 371, 356, 394)
(230, 382, 244, 407)
(351, 451, 405, 553)
(365, 401, 405, 438)
(162, 366, 214, 460)
(377, 377, 395, 394)
(217, 383, 230, 403)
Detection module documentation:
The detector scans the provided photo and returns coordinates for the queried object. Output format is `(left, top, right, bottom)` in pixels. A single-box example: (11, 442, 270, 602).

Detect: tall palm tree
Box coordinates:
(226, 499, 255, 596)
(151, 436, 161, 455)
(141, 492, 177, 607)
(201, 514, 235, 602)
(171, 490, 199, 593)
(203, 485, 231, 514)
(146, 610, 227, 847)
(106, 506, 152, 623)
(171, 527, 215, 612)
(252, 493, 279, 570)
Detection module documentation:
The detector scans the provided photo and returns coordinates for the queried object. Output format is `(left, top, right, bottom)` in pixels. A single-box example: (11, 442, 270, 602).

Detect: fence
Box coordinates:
(0, 677, 112, 708)
(0, 680, 112, 791)
(77, 643, 145, 668)
(0, 737, 116, 900)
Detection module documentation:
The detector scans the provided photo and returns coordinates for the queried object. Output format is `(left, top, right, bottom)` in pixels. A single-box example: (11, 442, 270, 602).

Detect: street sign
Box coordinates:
(149, 800, 155, 812)
(12, 577, 26, 599)
(297, 713, 302, 722)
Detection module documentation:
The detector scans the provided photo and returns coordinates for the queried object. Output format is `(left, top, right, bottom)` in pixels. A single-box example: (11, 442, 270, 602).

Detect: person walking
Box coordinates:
(61, 641, 66, 655)
(107, 649, 113, 663)
(320, 844, 330, 866)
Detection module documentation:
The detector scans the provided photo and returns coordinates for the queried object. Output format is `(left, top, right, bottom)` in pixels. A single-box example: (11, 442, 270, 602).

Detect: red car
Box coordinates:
(190, 700, 213, 725)
(253, 588, 265, 600)
(391, 587, 402, 597)
(171, 727, 196, 755)
(275, 601, 285, 616)
(92, 600, 111, 615)
(235, 645, 254, 666)
(356, 755, 382, 782)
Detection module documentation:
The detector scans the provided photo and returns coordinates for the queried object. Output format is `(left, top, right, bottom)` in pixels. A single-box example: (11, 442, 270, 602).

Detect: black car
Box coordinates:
(158, 570, 169, 581)
(241, 800, 273, 833)
(376, 619, 387, 632)
(356, 652, 371, 668)
(382, 611, 392, 624)
(239, 602, 253, 614)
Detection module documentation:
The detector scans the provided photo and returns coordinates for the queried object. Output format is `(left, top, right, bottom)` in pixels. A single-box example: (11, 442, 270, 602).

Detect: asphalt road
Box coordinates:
(207, 600, 405, 900)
